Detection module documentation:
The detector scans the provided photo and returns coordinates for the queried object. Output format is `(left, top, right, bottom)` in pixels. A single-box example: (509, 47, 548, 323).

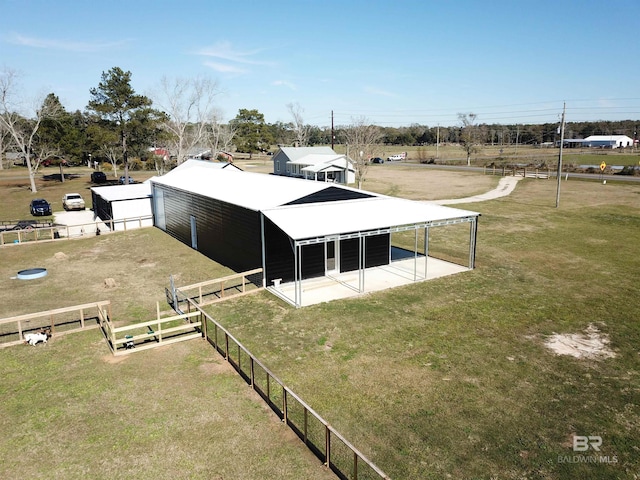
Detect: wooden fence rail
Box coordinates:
(177, 290, 391, 480)
(1, 275, 390, 478)
(101, 309, 203, 356)
(0, 215, 153, 246)
(178, 268, 264, 307)
(0, 300, 111, 348)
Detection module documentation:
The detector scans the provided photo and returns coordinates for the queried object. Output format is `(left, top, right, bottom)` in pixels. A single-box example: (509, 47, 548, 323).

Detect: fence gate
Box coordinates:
(166, 274, 183, 315)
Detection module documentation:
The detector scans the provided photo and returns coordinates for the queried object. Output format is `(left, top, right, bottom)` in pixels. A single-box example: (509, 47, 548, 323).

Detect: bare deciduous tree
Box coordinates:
(342, 116, 383, 189)
(286, 102, 310, 147)
(206, 110, 236, 161)
(0, 120, 11, 170)
(153, 76, 220, 166)
(458, 112, 480, 166)
(0, 68, 61, 192)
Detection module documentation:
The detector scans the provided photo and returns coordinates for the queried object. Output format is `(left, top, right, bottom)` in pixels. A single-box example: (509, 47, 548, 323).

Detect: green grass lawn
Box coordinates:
(0, 232, 335, 480)
(205, 178, 640, 479)
(331, 143, 640, 167)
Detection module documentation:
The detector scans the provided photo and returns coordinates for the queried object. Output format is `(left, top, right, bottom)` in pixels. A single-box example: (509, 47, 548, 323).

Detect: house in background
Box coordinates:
(150, 159, 480, 307)
(272, 147, 356, 184)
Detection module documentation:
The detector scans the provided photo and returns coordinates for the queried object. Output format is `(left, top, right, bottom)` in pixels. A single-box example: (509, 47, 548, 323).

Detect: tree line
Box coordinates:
(2, 66, 638, 193)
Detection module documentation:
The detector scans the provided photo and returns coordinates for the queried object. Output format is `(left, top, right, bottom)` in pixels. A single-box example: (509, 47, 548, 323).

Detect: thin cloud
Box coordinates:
(8, 33, 128, 52)
(194, 41, 275, 67)
(272, 80, 297, 91)
(364, 86, 397, 98)
(203, 61, 248, 74)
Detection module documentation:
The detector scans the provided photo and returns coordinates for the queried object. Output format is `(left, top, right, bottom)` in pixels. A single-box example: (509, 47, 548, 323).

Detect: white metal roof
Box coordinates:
(150, 159, 366, 211)
(278, 146, 336, 161)
(289, 154, 346, 165)
(151, 159, 479, 239)
(584, 135, 632, 141)
(293, 155, 355, 174)
(301, 164, 343, 173)
(262, 197, 479, 241)
(90, 183, 152, 202)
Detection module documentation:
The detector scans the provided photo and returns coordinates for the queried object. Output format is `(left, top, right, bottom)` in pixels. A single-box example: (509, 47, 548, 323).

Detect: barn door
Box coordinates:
(325, 239, 339, 275)
(190, 215, 197, 249)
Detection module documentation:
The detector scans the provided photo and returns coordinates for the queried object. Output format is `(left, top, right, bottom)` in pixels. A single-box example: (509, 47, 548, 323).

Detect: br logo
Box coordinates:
(573, 435, 602, 452)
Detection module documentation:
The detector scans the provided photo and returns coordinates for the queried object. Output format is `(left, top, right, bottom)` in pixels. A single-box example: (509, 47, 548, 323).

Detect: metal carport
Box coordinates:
(261, 197, 479, 308)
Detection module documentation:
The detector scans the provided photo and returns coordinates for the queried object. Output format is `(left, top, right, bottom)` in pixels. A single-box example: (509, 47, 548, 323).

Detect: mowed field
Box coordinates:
(1, 163, 639, 479)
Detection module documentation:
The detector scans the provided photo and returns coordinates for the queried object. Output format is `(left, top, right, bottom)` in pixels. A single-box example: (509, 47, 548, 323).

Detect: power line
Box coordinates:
(301, 97, 640, 128)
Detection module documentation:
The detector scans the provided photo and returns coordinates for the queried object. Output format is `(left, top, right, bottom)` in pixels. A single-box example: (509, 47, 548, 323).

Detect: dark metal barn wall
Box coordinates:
(263, 218, 295, 283)
(263, 219, 329, 283)
(301, 243, 324, 279)
(157, 185, 191, 244)
(91, 192, 113, 229)
(155, 185, 262, 273)
(209, 200, 262, 273)
(339, 233, 390, 272)
(340, 237, 360, 272)
(364, 234, 390, 268)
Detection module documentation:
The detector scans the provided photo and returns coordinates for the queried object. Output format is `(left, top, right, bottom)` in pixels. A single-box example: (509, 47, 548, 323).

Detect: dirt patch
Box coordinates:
(102, 354, 129, 364)
(544, 324, 616, 359)
(199, 358, 234, 375)
(363, 166, 496, 200)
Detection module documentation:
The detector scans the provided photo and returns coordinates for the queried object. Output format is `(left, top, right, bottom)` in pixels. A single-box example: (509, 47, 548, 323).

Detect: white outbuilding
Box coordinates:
(584, 135, 634, 148)
(90, 182, 153, 231)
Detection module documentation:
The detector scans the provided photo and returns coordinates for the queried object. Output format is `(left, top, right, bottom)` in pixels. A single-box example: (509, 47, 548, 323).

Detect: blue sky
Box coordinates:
(1, 0, 639, 127)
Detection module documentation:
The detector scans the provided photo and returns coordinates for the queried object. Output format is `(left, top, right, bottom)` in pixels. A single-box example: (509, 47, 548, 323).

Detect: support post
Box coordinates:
(283, 388, 288, 424)
(354, 452, 358, 480)
(325, 426, 331, 466)
(266, 374, 270, 400)
(556, 102, 566, 208)
(304, 408, 308, 444)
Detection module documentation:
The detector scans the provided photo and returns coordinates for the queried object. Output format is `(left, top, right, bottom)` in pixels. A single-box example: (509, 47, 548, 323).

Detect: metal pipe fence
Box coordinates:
(483, 165, 551, 178)
(181, 292, 391, 480)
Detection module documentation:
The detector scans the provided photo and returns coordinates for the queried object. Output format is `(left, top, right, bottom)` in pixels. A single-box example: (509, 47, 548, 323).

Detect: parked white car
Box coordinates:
(62, 193, 85, 211)
(387, 152, 407, 161)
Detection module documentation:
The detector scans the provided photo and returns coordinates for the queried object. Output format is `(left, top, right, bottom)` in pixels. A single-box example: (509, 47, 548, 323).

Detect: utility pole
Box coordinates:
(555, 102, 566, 208)
(331, 110, 335, 150)
(436, 124, 440, 159)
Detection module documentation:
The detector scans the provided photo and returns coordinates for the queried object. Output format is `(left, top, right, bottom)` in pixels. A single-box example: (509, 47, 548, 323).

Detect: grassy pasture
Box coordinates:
(1, 165, 639, 479)
(0, 234, 334, 479)
(205, 178, 640, 479)
(331, 143, 640, 168)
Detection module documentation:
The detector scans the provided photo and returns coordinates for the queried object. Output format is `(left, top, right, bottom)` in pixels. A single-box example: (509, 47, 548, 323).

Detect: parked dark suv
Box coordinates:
(30, 198, 52, 216)
(91, 171, 107, 183)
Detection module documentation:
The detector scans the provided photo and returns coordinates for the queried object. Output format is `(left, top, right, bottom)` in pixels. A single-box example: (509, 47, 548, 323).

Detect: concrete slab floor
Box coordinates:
(268, 257, 469, 307)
